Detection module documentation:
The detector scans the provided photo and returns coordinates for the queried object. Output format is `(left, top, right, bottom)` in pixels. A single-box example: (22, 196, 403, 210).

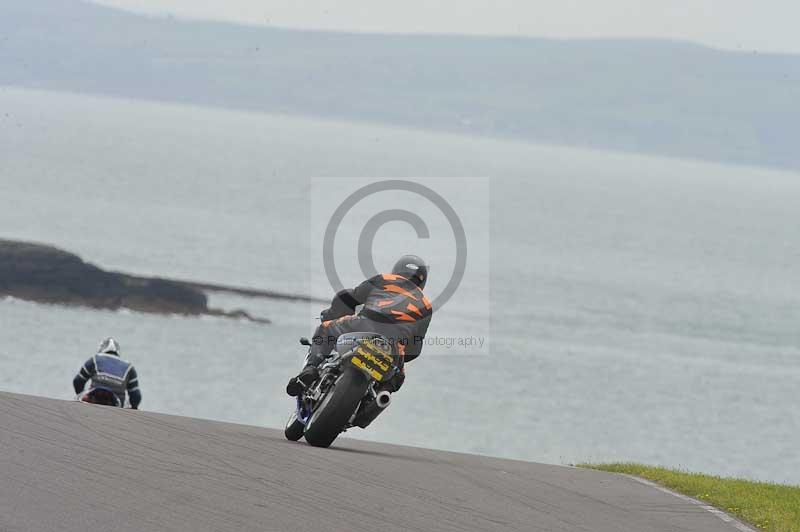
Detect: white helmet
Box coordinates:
(98, 337, 121, 356)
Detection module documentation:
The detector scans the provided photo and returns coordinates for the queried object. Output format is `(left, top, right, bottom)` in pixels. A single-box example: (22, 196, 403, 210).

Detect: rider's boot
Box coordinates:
(286, 362, 320, 397)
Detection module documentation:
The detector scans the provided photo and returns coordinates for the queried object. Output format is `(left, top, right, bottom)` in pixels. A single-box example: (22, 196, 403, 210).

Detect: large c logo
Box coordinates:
(322, 180, 467, 310)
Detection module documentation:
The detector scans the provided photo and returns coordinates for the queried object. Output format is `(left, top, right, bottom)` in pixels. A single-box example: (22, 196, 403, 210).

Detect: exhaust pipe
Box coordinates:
(375, 390, 392, 409)
(353, 391, 393, 428)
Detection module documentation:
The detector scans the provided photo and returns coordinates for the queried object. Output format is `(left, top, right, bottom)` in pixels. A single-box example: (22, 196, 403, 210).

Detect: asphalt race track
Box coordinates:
(0, 392, 753, 532)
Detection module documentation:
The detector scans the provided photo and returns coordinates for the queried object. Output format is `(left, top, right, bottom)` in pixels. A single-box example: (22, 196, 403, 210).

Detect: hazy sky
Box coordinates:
(93, 0, 800, 54)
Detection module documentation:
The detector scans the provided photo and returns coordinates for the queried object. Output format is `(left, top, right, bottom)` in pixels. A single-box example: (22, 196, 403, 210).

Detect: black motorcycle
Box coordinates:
(285, 333, 401, 447)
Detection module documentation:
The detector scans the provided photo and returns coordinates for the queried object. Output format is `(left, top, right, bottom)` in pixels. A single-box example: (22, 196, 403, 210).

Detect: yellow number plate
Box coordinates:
(349, 340, 395, 382)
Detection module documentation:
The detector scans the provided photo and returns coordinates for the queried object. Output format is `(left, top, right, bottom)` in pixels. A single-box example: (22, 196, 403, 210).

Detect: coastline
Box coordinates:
(0, 239, 325, 324)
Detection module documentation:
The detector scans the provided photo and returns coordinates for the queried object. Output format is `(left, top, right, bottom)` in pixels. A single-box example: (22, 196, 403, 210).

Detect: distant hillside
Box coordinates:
(2, 0, 800, 170)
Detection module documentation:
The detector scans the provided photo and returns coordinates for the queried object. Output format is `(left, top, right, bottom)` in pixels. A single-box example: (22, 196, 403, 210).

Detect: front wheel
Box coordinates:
(284, 411, 305, 441)
(304, 368, 368, 448)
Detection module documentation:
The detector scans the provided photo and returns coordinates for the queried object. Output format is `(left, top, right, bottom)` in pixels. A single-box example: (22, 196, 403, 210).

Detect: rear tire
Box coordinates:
(304, 368, 368, 448)
(284, 412, 305, 441)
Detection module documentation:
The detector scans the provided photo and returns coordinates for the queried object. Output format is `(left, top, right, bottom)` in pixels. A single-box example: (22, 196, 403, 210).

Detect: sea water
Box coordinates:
(1, 87, 798, 483)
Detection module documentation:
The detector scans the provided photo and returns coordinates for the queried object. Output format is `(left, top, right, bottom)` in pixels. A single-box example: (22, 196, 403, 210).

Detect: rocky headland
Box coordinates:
(0, 239, 323, 323)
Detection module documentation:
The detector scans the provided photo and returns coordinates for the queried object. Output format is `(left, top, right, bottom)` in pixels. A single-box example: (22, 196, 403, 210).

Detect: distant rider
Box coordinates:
(73, 338, 142, 409)
(286, 255, 433, 396)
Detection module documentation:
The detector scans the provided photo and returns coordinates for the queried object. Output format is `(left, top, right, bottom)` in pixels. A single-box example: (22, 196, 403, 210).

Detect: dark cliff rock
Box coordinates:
(0, 239, 269, 323)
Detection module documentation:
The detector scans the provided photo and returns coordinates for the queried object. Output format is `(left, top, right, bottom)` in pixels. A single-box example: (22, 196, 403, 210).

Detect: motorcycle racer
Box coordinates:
(73, 338, 142, 409)
(286, 255, 433, 396)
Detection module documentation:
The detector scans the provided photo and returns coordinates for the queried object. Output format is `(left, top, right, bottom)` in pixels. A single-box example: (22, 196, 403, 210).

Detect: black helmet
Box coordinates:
(98, 337, 121, 356)
(391, 255, 428, 289)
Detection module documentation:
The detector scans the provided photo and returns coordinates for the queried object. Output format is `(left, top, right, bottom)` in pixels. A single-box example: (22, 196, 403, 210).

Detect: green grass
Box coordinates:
(579, 463, 800, 532)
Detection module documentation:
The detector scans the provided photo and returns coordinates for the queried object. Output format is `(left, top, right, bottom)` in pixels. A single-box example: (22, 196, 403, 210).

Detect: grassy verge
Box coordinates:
(579, 463, 800, 532)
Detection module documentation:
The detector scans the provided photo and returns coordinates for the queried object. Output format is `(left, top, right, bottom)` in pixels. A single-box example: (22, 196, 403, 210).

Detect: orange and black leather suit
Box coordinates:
(307, 273, 433, 367)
